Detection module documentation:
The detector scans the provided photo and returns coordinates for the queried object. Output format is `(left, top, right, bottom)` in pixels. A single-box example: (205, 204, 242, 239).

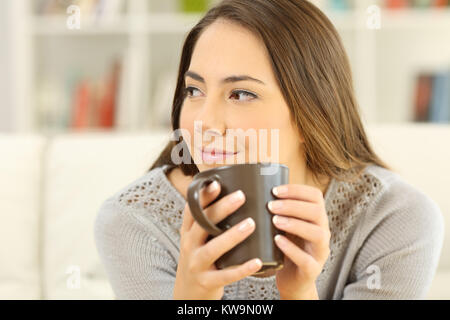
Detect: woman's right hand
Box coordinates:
(173, 180, 263, 300)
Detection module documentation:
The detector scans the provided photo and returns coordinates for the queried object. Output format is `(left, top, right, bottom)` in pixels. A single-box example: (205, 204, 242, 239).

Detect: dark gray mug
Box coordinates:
(187, 162, 289, 275)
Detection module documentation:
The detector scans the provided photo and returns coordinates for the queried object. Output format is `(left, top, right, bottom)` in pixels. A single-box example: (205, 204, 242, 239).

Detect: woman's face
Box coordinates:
(179, 18, 303, 173)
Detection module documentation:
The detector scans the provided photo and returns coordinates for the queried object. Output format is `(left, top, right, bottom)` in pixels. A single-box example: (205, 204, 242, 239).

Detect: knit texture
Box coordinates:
(94, 164, 444, 299)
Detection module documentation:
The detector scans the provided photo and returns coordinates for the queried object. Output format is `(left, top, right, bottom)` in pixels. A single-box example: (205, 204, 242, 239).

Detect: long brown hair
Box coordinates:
(149, 0, 389, 182)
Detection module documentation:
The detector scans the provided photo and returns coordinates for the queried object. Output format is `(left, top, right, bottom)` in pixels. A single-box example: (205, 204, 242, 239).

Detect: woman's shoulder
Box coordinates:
(326, 164, 443, 243)
(332, 164, 441, 212)
(350, 164, 444, 244)
(114, 165, 186, 210)
(362, 164, 442, 217)
(95, 165, 187, 243)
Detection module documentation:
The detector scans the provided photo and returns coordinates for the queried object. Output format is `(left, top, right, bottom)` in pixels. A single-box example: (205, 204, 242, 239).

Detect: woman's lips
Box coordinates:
(199, 148, 239, 163)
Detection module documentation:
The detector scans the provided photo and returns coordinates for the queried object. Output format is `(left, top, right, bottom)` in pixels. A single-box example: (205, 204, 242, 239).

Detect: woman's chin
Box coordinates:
(196, 161, 236, 171)
(196, 163, 228, 172)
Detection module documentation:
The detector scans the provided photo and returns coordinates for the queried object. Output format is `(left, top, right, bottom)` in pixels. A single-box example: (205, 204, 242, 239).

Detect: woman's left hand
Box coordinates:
(268, 184, 331, 300)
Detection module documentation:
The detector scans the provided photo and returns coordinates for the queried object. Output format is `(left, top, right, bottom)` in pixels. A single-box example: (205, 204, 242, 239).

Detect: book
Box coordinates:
(329, 0, 352, 10)
(387, 0, 450, 8)
(413, 73, 433, 122)
(412, 0, 432, 8)
(94, 0, 125, 23)
(36, 77, 66, 130)
(72, 80, 91, 129)
(385, 0, 410, 9)
(38, 0, 125, 22)
(98, 59, 121, 128)
(68, 59, 121, 130)
(179, 0, 210, 13)
(429, 71, 450, 123)
(431, 0, 449, 7)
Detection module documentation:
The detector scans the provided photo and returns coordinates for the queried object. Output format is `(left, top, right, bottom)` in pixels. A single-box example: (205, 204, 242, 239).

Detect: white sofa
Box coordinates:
(0, 124, 448, 300)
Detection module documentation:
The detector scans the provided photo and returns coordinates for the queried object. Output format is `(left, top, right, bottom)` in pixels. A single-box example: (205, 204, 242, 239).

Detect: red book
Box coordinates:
(385, 0, 409, 9)
(431, 0, 449, 7)
(98, 60, 121, 128)
(72, 80, 91, 129)
(89, 82, 101, 128)
(414, 73, 432, 122)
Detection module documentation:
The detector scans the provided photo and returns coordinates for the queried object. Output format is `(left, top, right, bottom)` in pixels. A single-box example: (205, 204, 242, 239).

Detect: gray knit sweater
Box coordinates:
(94, 164, 444, 299)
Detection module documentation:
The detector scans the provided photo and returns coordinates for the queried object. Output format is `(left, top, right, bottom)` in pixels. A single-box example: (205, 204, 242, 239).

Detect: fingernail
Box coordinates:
(251, 258, 262, 269)
(273, 215, 288, 226)
(273, 185, 287, 196)
(230, 190, 245, 203)
(274, 234, 286, 246)
(238, 217, 254, 232)
(207, 181, 219, 193)
(268, 200, 282, 211)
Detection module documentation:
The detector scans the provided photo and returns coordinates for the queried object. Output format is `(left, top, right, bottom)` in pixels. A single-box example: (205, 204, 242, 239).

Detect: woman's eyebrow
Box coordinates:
(184, 71, 266, 85)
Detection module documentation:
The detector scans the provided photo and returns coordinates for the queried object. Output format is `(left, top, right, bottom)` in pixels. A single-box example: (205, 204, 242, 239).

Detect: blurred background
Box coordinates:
(0, 0, 449, 300)
(0, 0, 449, 134)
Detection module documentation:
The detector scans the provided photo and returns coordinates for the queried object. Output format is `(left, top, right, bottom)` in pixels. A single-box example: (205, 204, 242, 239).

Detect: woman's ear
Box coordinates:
(289, 114, 305, 144)
(298, 131, 305, 144)
(295, 125, 305, 144)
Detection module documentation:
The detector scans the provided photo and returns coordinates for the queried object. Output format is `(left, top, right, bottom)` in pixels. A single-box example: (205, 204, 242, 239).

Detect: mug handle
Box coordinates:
(187, 174, 224, 236)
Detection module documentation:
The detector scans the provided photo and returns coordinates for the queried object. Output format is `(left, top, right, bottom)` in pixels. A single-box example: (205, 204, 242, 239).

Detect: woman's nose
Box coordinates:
(194, 98, 226, 135)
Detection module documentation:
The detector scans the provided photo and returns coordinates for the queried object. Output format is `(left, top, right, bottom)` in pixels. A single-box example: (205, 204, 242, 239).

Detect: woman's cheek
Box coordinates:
(179, 106, 197, 160)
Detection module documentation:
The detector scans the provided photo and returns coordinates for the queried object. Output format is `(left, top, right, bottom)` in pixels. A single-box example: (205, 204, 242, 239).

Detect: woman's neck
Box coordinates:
(288, 162, 331, 197)
(166, 166, 192, 200)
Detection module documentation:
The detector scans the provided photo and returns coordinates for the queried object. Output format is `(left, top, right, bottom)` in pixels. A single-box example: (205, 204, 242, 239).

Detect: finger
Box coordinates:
(198, 180, 222, 208)
(180, 203, 194, 235)
(201, 258, 263, 289)
(182, 181, 221, 234)
(274, 234, 321, 278)
(190, 189, 246, 246)
(268, 199, 327, 227)
(272, 215, 331, 252)
(195, 217, 256, 268)
(272, 184, 324, 203)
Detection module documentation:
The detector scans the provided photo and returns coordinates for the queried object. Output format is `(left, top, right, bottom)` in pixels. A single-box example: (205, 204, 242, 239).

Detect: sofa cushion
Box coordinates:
(0, 134, 45, 299)
(427, 270, 450, 299)
(42, 130, 171, 299)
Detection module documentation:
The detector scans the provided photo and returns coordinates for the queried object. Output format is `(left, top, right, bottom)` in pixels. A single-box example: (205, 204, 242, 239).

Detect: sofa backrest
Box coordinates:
(41, 130, 171, 299)
(0, 134, 45, 299)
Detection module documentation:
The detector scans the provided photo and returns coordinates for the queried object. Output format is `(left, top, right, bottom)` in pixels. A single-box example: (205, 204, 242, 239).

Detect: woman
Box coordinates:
(94, 0, 444, 299)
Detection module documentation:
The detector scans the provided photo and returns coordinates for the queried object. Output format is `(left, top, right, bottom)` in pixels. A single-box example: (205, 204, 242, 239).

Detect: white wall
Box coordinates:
(0, 0, 32, 133)
(0, 1, 14, 132)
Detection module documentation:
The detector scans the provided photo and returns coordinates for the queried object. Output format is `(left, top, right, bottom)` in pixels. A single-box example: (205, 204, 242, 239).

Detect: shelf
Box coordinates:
(31, 12, 356, 36)
(380, 8, 450, 30)
(326, 8, 450, 31)
(32, 15, 130, 35)
(140, 12, 204, 33)
(31, 13, 204, 35)
(31, 8, 450, 37)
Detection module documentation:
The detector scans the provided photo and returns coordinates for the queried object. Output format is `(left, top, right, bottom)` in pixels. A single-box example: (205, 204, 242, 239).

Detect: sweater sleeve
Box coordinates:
(94, 198, 178, 300)
(341, 182, 445, 300)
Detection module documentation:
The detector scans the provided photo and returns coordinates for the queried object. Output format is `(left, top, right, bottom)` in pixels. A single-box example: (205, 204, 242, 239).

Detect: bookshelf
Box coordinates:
(3, 0, 450, 134)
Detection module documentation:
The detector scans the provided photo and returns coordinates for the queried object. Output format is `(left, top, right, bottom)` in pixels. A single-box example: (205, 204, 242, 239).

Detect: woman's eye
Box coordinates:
(184, 86, 202, 98)
(229, 90, 257, 102)
(184, 86, 257, 102)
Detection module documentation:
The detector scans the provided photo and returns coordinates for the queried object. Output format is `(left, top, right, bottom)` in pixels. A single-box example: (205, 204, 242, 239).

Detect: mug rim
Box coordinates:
(194, 162, 288, 178)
